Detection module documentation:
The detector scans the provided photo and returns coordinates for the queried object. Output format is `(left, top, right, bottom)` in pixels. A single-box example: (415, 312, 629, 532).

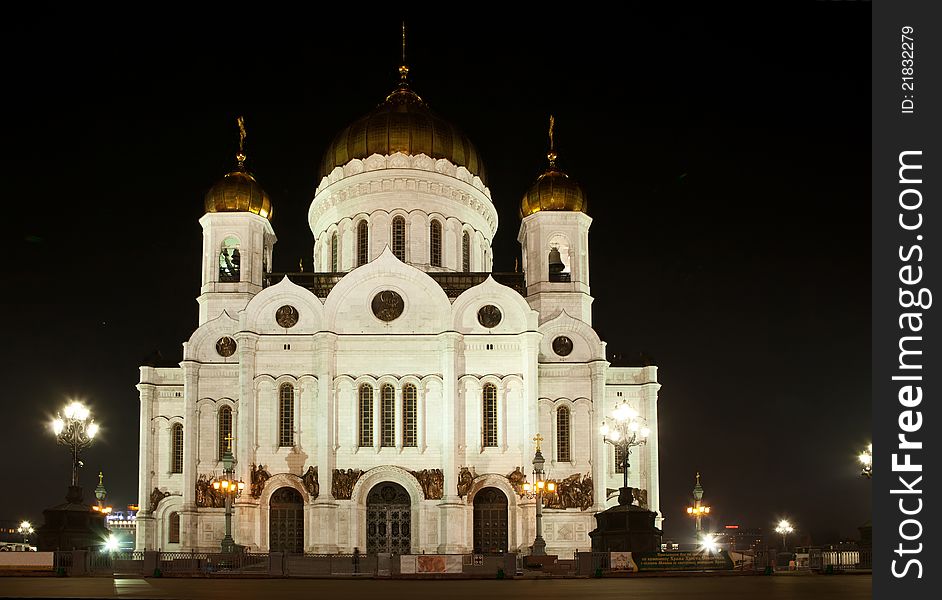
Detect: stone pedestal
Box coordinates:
(36, 486, 110, 551)
(589, 486, 662, 553)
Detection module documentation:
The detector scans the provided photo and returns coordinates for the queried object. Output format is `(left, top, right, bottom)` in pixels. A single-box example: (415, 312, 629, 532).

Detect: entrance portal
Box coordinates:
(473, 487, 508, 554)
(365, 482, 411, 554)
(269, 487, 303, 553)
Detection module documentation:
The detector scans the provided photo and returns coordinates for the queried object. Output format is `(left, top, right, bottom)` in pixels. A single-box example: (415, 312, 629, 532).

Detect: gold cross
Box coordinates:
(225, 433, 234, 452)
(236, 116, 247, 168)
(548, 115, 555, 151)
(533, 433, 544, 452)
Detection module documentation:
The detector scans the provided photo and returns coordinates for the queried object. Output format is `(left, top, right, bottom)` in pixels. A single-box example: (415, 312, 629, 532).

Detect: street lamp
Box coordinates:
(775, 519, 794, 551)
(859, 443, 872, 479)
(685, 472, 711, 535)
(211, 434, 245, 553)
(600, 400, 650, 505)
(51, 401, 99, 492)
(18, 521, 34, 546)
(522, 434, 556, 556)
(92, 472, 113, 515)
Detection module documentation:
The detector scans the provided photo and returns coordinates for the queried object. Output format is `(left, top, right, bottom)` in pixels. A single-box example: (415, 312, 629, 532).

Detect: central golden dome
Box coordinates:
(320, 81, 486, 184)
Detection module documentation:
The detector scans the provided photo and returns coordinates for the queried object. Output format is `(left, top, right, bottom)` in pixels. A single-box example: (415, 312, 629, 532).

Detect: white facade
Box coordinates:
(136, 97, 661, 556)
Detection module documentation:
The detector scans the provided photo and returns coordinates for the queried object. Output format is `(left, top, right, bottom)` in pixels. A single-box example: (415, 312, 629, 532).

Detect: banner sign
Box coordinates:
(611, 551, 733, 572)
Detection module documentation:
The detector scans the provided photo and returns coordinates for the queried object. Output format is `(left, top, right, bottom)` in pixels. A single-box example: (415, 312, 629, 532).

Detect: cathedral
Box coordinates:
(134, 57, 661, 556)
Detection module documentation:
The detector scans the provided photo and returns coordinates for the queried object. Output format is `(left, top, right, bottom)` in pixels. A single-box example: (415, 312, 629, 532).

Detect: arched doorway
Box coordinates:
(366, 482, 411, 554)
(473, 487, 508, 554)
(269, 487, 303, 553)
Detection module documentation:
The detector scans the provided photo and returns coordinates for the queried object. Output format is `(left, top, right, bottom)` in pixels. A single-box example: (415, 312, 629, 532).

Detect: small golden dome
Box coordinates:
(320, 81, 487, 184)
(204, 169, 273, 220)
(520, 116, 586, 218)
(520, 166, 587, 218)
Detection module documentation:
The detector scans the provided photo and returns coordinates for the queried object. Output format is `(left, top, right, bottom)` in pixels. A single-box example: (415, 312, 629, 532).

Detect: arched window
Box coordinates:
(168, 512, 180, 544)
(330, 232, 339, 272)
(429, 219, 442, 267)
(279, 383, 294, 447)
(557, 406, 571, 462)
(462, 231, 471, 272)
(358, 385, 373, 447)
(615, 445, 626, 474)
(219, 236, 241, 282)
(381, 384, 395, 447)
(356, 220, 369, 267)
(170, 423, 184, 474)
(402, 384, 417, 448)
(482, 384, 498, 448)
(218, 406, 233, 459)
(392, 216, 406, 262)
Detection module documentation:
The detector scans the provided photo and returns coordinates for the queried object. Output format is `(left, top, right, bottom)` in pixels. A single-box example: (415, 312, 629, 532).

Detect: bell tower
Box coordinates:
(517, 116, 593, 324)
(197, 117, 277, 325)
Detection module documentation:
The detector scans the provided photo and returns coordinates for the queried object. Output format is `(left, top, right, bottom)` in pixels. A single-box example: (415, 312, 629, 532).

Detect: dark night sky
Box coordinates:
(4, 5, 870, 544)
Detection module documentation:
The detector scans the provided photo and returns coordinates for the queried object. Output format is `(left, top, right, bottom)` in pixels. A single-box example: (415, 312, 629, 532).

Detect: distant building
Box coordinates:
(716, 525, 765, 552)
(107, 507, 138, 552)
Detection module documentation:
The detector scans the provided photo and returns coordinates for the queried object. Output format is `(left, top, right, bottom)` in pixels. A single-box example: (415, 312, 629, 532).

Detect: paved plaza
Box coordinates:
(0, 574, 871, 599)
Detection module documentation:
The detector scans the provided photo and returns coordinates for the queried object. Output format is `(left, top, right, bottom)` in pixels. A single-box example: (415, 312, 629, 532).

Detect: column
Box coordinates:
(522, 332, 541, 468)
(589, 361, 609, 511)
(642, 373, 662, 528)
(311, 332, 338, 552)
(234, 333, 258, 548)
(135, 372, 156, 550)
(438, 332, 465, 553)
(181, 360, 200, 549)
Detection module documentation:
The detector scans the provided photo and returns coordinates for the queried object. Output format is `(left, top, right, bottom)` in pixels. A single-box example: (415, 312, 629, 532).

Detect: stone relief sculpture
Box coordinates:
(301, 466, 319, 500)
(506, 467, 527, 497)
(195, 474, 225, 508)
(457, 466, 476, 497)
(149, 487, 170, 512)
(544, 473, 594, 511)
(250, 463, 271, 499)
(633, 487, 649, 509)
(409, 469, 444, 500)
(331, 468, 364, 500)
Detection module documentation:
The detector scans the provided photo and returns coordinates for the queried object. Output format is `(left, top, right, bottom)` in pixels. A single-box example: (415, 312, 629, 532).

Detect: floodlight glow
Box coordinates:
(613, 403, 630, 422)
(858, 452, 871, 466)
(699, 534, 718, 554)
(599, 422, 610, 436)
(640, 427, 651, 438)
(629, 421, 639, 432)
(64, 403, 76, 419)
(52, 418, 64, 435)
(87, 422, 99, 438)
(610, 429, 621, 442)
(104, 535, 120, 552)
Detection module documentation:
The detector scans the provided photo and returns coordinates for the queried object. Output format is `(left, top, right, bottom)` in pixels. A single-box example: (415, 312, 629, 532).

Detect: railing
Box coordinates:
(265, 271, 526, 298)
(287, 553, 377, 576)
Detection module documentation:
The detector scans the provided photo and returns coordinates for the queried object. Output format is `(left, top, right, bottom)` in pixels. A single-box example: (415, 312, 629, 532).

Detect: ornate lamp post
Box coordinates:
(51, 401, 99, 500)
(685, 472, 711, 536)
(859, 443, 872, 479)
(775, 519, 794, 551)
(18, 521, 34, 546)
(212, 434, 245, 553)
(522, 434, 556, 556)
(600, 400, 650, 505)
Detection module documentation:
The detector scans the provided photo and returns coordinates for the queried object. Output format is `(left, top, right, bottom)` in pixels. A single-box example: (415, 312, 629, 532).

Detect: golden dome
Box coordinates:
(204, 169, 273, 220)
(520, 116, 586, 218)
(520, 161, 587, 218)
(320, 81, 487, 184)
